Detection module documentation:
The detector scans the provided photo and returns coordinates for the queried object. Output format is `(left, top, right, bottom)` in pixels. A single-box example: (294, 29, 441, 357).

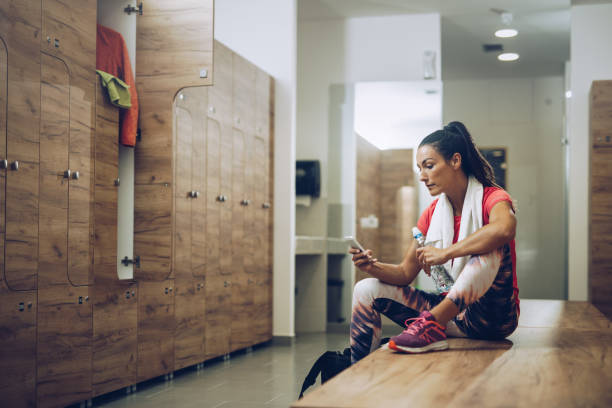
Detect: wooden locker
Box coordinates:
(135, 0, 214, 282)
(92, 85, 138, 397)
(36, 47, 94, 407)
(138, 280, 175, 380)
(254, 69, 273, 343)
(37, 284, 92, 408)
(39, 52, 70, 289)
(590, 81, 612, 319)
(230, 52, 256, 351)
(42, 0, 96, 287)
(0, 284, 37, 408)
(0, 1, 41, 405)
(174, 278, 206, 370)
(92, 276, 138, 397)
(205, 41, 233, 360)
(1, 0, 41, 292)
(173, 87, 207, 370)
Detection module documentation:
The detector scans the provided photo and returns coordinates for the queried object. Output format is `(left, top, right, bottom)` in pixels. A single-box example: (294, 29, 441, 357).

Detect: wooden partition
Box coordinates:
(590, 80, 612, 320)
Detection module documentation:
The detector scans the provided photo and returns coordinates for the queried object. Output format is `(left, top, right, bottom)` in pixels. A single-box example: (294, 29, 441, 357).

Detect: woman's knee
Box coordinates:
(352, 278, 380, 305)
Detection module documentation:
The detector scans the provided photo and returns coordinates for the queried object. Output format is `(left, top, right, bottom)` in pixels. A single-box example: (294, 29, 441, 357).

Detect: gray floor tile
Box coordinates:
(93, 332, 351, 408)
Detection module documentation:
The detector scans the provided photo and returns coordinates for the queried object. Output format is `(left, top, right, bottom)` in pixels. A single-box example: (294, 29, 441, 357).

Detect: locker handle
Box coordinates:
(217, 195, 227, 202)
(262, 202, 271, 209)
(0, 159, 7, 169)
(241, 199, 250, 206)
(63, 169, 71, 179)
(10, 161, 18, 171)
(72, 170, 80, 180)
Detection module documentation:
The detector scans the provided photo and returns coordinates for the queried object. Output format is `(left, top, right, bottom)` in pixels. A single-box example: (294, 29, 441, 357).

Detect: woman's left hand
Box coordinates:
(416, 246, 451, 268)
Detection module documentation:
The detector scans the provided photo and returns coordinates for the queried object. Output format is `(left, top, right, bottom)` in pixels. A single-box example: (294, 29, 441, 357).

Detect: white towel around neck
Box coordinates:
(424, 176, 483, 281)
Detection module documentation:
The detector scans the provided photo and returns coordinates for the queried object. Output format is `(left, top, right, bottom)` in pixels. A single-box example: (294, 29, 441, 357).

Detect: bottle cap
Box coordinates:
(412, 227, 423, 239)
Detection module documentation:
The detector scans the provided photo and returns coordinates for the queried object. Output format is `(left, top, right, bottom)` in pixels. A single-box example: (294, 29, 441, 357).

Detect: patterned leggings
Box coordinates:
(350, 244, 519, 363)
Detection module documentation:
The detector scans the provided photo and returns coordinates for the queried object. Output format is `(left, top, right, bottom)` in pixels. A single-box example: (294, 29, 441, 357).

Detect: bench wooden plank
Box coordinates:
(293, 301, 612, 408)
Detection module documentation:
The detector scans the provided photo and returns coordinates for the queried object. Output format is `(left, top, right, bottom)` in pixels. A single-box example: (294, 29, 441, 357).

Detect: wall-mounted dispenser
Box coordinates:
(296, 160, 320, 198)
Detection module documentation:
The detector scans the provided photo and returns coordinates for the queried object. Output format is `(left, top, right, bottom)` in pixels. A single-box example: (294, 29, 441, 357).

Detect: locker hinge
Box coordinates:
(124, 3, 143, 15)
(121, 255, 140, 268)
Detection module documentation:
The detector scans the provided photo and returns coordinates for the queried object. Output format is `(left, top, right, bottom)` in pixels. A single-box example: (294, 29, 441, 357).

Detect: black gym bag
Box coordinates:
(298, 347, 351, 399)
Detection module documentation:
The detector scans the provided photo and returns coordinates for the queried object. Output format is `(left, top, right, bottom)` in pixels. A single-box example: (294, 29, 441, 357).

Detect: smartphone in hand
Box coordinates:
(344, 236, 365, 253)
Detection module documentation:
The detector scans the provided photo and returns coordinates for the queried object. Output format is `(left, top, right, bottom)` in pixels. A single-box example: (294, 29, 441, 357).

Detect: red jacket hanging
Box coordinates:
(96, 24, 139, 147)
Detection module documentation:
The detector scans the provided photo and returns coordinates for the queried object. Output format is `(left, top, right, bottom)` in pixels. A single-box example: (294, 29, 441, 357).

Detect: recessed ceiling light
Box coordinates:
(495, 28, 518, 38)
(498, 53, 519, 62)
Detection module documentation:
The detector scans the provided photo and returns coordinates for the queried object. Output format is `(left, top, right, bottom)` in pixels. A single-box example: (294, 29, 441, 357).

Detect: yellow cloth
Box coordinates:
(96, 69, 132, 109)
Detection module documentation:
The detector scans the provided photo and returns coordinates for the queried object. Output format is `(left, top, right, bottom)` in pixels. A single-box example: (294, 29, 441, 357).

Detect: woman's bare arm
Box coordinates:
(351, 239, 422, 286)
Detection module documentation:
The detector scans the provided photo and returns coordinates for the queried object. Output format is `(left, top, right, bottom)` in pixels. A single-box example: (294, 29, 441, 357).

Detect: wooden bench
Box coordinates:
(292, 300, 612, 407)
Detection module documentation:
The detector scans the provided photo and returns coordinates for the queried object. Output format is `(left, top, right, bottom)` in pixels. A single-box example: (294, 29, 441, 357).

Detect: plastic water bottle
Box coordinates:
(412, 227, 455, 293)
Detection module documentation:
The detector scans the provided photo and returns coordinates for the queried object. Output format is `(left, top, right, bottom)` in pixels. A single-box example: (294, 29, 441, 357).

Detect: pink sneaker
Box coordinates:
(388, 310, 448, 353)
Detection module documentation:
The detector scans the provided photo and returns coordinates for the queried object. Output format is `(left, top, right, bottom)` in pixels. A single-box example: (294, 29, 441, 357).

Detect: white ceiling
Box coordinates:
(298, 0, 571, 79)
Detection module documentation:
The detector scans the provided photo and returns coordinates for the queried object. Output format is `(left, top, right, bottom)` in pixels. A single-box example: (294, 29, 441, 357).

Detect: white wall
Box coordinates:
(215, 0, 297, 336)
(297, 13, 441, 227)
(296, 14, 440, 331)
(443, 77, 566, 299)
(568, 3, 612, 301)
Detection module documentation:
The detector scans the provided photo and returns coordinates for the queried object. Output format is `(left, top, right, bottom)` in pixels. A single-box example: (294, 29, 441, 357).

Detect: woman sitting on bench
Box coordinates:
(350, 121, 519, 363)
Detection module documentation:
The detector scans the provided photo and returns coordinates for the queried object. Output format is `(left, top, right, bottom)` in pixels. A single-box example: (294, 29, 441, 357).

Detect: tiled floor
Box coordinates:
(91, 332, 352, 408)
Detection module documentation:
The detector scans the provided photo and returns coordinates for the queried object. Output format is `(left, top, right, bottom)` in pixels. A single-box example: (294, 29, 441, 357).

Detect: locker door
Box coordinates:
(138, 280, 175, 380)
(2, 0, 41, 291)
(39, 53, 69, 289)
(0, 33, 7, 290)
(174, 277, 205, 370)
(174, 97, 193, 282)
(0, 1, 41, 405)
(256, 71, 273, 342)
(42, 0, 96, 287)
(230, 129, 250, 352)
(173, 87, 206, 370)
(37, 285, 92, 408)
(0, 285, 37, 407)
(205, 42, 232, 360)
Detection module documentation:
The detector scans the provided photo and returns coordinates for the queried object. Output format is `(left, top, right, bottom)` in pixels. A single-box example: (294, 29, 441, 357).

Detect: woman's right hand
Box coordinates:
(349, 248, 378, 273)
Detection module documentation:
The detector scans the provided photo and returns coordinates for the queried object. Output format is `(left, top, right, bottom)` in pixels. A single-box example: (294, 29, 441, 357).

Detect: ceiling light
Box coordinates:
(495, 29, 518, 38)
(498, 53, 519, 62)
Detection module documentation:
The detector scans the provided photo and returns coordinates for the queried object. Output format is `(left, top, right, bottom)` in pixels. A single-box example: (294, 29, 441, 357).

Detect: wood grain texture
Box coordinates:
(135, 0, 213, 282)
(590, 81, 612, 320)
(379, 149, 414, 264)
(37, 284, 92, 408)
(137, 280, 175, 380)
(1, 1, 40, 404)
(1, 0, 41, 291)
(205, 41, 234, 359)
(174, 103, 193, 282)
(0, 38, 6, 293)
(0, 283, 37, 408)
(92, 277, 137, 397)
(42, 0, 96, 287)
(293, 300, 612, 408)
(94, 83, 119, 268)
(174, 277, 206, 370)
(253, 67, 273, 343)
(230, 127, 252, 352)
(39, 53, 70, 291)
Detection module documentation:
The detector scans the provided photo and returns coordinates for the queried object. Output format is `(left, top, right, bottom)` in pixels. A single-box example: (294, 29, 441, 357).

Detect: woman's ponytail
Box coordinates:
(419, 121, 498, 188)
